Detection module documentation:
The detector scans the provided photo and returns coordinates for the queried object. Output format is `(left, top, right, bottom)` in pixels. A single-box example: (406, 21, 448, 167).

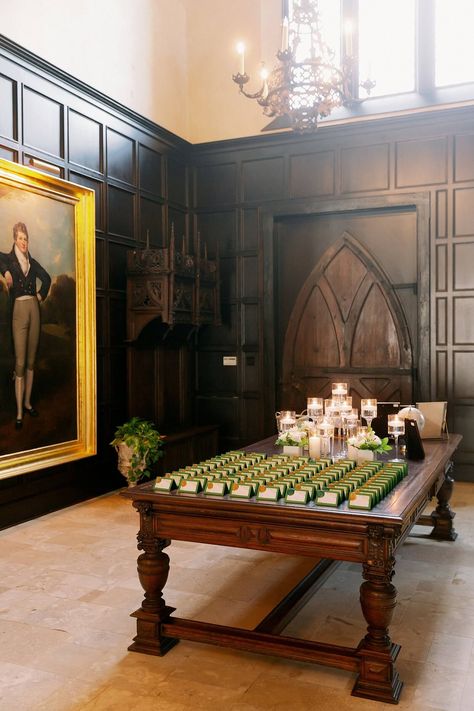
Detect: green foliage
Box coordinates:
(357, 437, 392, 453)
(110, 417, 164, 482)
(275, 433, 309, 447)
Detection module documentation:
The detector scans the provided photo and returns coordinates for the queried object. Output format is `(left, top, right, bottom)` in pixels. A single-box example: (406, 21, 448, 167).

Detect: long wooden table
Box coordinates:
(122, 435, 461, 704)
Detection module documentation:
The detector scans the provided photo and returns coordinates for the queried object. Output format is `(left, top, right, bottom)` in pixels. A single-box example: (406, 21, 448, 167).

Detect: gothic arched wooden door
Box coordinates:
(281, 233, 414, 412)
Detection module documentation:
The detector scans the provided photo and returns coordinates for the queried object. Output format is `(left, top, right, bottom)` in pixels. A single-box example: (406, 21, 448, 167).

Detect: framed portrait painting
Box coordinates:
(0, 158, 96, 479)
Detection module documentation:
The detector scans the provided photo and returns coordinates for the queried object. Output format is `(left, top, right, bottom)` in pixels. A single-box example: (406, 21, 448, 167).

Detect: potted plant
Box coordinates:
(275, 427, 308, 457)
(347, 427, 391, 464)
(110, 417, 164, 486)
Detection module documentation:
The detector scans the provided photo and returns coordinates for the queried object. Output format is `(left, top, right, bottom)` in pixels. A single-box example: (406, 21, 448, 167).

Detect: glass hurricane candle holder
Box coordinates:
(357, 425, 369, 438)
(361, 398, 378, 428)
(388, 413, 405, 461)
(307, 397, 323, 422)
(317, 419, 335, 457)
(332, 382, 348, 399)
(277, 410, 296, 433)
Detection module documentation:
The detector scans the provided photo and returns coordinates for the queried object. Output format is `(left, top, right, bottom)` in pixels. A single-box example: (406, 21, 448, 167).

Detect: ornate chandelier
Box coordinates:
(232, 0, 374, 132)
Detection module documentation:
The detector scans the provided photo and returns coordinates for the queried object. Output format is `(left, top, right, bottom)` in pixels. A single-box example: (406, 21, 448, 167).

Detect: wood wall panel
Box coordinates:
(454, 242, 474, 290)
(395, 137, 447, 187)
(453, 405, 474, 450)
(0, 75, 15, 139)
(96, 294, 107, 348)
(69, 172, 104, 231)
(196, 210, 237, 255)
(139, 197, 164, 246)
(109, 296, 127, 346)
(436, 297, 447, 345)
(242, 354, 259, 392)
(108, 242, 129, 291)
(242, 157, 285, 202)
(0, 145, 16, 161)
(242, 255, 258, 298)
(168, 206, 186, 244)
(242, 303, 259, 347)
(436, 244, 448, 292)
(341, 143, 389, 193)
(138, 143, 162, 197)
(23, 86, 63, 157)
(95, 236, 106, 290)
(196, 163, 236, 206)
(168, 156, 186, 205)
(106, 128, 135, 184)
(454, 188, 474, 236)
(454, 133, 474, 182)
(220, 256, 237, 301)
(241, 395, 264, 443)
(68, 110, 102, 172)
(436, 351, 447, 399)
(198, 303, 238, 347)
(196, 396, 239, 444)
(108, 186, 134, 238)
(454, 297, 474, 344)
(454, 353, 474, 399)
(242, 209, 259, 250)
(197, 352, 238, 393)
(436, 190, 447, 238)
(289, 150, 335, 198)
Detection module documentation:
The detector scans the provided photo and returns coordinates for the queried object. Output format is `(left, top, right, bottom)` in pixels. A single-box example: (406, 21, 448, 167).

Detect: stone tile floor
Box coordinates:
(1, 482, 474, 710)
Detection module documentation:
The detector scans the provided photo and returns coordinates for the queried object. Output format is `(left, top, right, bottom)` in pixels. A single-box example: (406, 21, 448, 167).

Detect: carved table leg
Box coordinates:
(353, 527, 403, 704)
(429, 461, 458, 541)
(129, 502, 178, 656)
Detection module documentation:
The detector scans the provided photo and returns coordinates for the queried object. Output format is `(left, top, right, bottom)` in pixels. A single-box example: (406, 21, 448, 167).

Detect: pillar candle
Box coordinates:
(309, 435, 321, 459)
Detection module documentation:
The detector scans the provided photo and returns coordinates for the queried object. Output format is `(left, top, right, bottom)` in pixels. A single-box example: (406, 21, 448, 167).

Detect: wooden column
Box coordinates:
(128, 501, 178, 656)
(353, 525, 403, 704)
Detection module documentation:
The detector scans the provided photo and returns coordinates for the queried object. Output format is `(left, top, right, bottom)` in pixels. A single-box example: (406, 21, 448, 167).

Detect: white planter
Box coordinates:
(348, 444, 375, 464)
(283, 445, 304, 457)
(114, 442, 147, 485)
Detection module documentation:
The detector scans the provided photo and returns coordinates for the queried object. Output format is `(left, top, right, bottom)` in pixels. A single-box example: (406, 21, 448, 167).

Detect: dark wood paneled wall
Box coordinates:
(192, 109, 474, 480)
(0, 37, 191, 526)
(1, 36, 473, 531)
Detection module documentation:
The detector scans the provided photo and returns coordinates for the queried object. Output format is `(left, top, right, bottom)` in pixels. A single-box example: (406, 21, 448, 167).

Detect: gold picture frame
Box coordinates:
(0, 158, 96, 479)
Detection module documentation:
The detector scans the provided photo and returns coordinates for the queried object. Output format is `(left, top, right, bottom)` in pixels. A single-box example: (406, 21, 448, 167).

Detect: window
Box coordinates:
(286, 0, 474, 118)
(359, 0, 415, 98)
(435, 0, 474, 87)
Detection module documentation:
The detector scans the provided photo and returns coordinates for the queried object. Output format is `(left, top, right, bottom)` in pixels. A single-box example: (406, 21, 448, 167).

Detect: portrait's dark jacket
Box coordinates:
(0, 248, 51, 302)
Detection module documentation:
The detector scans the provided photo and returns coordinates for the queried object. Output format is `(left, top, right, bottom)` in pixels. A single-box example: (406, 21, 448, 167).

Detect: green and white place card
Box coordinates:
(154, 477, 176, 492)
(256, 484, 281, 502)
(285, 487, 309, 505)
(316, 489, 341, 507)
(348, 491, 374, 509)
(204, 480, 229, 496)
(229, 482, 254, 499)
(178, 478, 202, 494)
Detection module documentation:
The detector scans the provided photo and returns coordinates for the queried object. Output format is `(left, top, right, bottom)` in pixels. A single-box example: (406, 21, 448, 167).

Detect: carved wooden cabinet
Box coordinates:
(126, 232, 220, 342)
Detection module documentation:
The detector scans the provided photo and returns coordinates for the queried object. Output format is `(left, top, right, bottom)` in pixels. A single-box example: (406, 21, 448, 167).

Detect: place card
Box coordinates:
(285, 487, 309, 505)
(316, 489, 341, 507)
(204, 480, 229, 496)
(229, 482, 254, 499)
(256, 484, 281, 502)
(349, 491, 374, 509)
(178, 478, 202, 494)
(154, 477, 176, 492)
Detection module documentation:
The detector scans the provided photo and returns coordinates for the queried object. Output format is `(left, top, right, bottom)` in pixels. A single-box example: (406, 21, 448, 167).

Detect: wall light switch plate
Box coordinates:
(223, 356, 237, 366)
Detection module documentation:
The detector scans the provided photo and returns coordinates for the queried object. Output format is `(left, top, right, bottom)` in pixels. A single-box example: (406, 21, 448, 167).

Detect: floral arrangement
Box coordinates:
(275, 427, 309, 448)
(347, 427, 391, 454)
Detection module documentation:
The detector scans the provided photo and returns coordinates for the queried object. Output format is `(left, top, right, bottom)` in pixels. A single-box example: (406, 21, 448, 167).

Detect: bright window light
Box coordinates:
(359, 0, 415, 98)
(289, 0, 341, 65)
(435, 0, 474, 87)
